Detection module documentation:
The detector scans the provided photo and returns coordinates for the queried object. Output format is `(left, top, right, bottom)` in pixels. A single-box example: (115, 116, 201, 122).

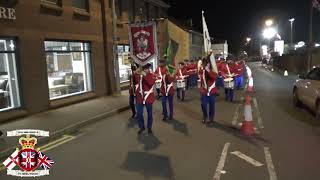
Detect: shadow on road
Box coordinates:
(137, 134, 162, 151)
(166, 119, 190, 137)
(121, 151, 175, 180)
(207, 122, 271, 147)
(127, 118, 138, 129)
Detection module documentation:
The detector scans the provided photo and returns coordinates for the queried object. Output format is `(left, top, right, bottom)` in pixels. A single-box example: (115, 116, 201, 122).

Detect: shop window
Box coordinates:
(0, 38, 21, 112)
(118, 45, 131, 83)
(45, 41, 93, 100)
(41, 0, 61, 6)
(72, 0, 89, 11)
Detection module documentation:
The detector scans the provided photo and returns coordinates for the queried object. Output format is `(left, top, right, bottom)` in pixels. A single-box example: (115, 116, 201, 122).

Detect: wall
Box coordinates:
(167, 20, 189, 63)
(0, 0, 108, 121)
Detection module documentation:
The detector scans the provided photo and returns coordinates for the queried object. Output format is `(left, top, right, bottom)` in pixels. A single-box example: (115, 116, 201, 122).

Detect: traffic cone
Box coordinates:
(240, 95, 255, 136)
(284, 70, 288, 76)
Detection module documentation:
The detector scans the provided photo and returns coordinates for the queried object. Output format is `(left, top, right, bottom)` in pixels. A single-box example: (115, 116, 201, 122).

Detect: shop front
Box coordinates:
(0, 38, 21, 112)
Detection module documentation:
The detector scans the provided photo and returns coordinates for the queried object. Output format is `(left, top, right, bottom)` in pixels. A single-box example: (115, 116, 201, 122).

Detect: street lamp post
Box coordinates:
(289, 18, 295, 45)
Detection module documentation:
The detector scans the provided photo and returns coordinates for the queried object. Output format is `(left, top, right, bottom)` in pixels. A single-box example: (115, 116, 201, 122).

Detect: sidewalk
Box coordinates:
(0, 92, 130, 159)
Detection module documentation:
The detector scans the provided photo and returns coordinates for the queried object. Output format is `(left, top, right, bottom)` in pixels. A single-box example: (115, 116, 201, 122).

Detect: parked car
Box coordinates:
(293, 67, 320, 120)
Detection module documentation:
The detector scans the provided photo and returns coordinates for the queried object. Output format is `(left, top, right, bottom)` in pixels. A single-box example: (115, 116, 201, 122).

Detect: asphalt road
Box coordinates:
(1, 62, 320, 180)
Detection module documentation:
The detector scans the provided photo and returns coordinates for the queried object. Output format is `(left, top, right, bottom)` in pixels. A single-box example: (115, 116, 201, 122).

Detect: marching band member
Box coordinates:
(136, 63, 156, 135)
(187, 59, 198, 87)
(161, 71, 175, 121)
(235, 60, 245, 90)
(175, 62, 188, 101)
(221, 58, 236, 102)
(199, 58, 218, 124)
(154, 59, 168, 99)
(129, 64, 138, 119)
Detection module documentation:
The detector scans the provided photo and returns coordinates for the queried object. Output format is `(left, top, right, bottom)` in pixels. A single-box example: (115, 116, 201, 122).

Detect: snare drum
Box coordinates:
(155, 79, 162, 89)
(176, 79, 186, 89)
(224, 78, 234, 89)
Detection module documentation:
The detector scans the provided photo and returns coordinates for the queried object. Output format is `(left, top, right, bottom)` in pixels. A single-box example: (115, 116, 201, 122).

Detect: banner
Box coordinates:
(129, 22, 158, 66)
(7, 129, 49, 137)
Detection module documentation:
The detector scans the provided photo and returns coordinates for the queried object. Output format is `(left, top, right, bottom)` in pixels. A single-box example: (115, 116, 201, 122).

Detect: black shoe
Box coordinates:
(162, 116, 168, 121)
(0, 130, 2, 136)
(131, 114, 136, 119)
(148, 129, 153, 134)
(169, 116, 173, 120)
(138, 128, 145, 135)
(202, 119, 206, 124)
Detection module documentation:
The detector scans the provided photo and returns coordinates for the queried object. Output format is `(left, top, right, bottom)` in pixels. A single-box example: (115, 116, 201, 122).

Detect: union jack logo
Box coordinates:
(19, 150, 38, 171)
(38, 151, 54, 170)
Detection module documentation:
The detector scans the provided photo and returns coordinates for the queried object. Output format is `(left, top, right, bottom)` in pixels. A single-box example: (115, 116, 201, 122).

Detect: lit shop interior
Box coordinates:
(0, 38, 20, 112)
(45, 41, 93, 100)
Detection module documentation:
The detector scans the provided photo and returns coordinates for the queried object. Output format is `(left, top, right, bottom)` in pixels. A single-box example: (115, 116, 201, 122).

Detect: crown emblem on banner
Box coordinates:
(19, 135, 37, 149)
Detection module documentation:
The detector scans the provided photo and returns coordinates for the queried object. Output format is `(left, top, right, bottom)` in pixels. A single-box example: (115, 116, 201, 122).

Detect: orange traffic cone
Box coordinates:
(247, 77, 254, 93)
(241, 95, 255, 136)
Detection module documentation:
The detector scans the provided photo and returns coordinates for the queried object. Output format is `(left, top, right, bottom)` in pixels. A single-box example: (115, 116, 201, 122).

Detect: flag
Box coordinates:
(202, 11, 212, 55)
(313, 0, 320, 11)
(37, 151, 54, 170)
(210, 53, 218, 73)
(2, 149, 19, 170)
(164, 39, 177, 75)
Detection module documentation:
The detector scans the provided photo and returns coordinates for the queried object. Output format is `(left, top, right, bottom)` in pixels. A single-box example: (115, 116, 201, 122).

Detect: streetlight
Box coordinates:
(289, 18, 295, 44)
(246, 37, 252, 43)
(263, 27, 277, 39)
(265, 19, 273, 27)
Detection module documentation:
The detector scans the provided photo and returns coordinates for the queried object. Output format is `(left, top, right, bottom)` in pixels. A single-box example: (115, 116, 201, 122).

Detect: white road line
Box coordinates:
(213, 142, 231, 180)
(264, 147, 278, 180)
(232, 104, 241, 126)
(253, 97, 264, 129)
(230, 151, 264, 167)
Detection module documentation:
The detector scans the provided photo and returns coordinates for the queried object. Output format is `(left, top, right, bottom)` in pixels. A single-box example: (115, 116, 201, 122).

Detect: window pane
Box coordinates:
(0, 39, 20, 112)
(118, 45, 131, 83)
(45, 41, 92, 100)
(0, 39, 15, 51)
(45, 41, 69, 51)
(72, 0, 88, 11)
(41, 0, 59, 5)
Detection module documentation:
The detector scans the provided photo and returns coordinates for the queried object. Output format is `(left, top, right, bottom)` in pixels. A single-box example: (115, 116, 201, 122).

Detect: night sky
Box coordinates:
(164, 0, 318, 54)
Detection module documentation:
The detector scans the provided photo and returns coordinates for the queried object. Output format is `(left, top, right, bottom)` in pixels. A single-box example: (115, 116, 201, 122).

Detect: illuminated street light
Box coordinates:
(289, 18, 295, 44)
(265, 19, 273, 27)
(263, 27, 277, 39)
(246, 37, 252, 42)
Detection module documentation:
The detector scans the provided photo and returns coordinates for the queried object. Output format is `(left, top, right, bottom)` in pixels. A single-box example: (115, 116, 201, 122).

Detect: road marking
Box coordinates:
(264, 147, 278, 180)
(232, 104, 241, 126)
(230, 151, 264, 167)
(213, 142, 230, 180)
(253, 98, 264, 129)
(232, 97, 244, 126)
(0, 135, 76, 172)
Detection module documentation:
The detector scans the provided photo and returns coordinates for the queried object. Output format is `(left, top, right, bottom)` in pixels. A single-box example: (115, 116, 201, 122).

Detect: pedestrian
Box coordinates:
(187, 59, 198, 87)
(235, 60, 245, 90)
(199, 57, 218, 124)
(154, 59, 168, 99)
(161, 71, 175, 121)
(136, 63, 156, 135)
(221, 59, 236, 102)
(175, 62, 188, 101)
(129, 64, 138, 119)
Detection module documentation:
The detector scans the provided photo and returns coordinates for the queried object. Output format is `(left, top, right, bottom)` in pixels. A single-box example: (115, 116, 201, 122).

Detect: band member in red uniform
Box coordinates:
(221, 58, 236, 102)
(175, 62, 188, 101)
(129, 64, 138, 119)
(235, 60, 245, 90)
(154, 59, 168, 99)
(199, 58, 218, 124)
(161, 71, 175, 121)
(136, 63, 156, 134)
(187, 59, 198, 87)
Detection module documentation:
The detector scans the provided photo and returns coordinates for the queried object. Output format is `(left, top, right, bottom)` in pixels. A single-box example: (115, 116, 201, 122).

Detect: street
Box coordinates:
(1, 62, 320, 180)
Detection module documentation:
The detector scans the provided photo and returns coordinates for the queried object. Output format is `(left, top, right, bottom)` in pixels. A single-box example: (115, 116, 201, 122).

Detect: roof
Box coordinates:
(145, 0, 170, 8)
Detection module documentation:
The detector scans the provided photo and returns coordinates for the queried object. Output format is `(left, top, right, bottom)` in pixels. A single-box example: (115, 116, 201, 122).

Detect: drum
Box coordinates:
(224, 78, 234, 89)
(177, 79, 186, 89)
(155, 79, 162, 89)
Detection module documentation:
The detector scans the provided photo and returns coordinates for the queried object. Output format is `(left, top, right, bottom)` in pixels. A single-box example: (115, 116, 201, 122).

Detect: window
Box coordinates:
(72, 0, 89, 11)
(45, 41, 93, 100)
(41, 0, 61, 6)
(115, 0, 122, 18)
(0, 38, 21, 112)
(306, 68, 320, 80)
(117, 45, 131, 83)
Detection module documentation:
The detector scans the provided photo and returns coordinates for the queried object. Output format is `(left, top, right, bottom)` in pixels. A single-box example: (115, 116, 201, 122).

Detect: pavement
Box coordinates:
(1, 62, 320, 180)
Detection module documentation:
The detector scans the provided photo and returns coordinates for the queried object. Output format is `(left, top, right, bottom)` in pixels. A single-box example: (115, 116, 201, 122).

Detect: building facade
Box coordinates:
(212, 41, 228, 59)
(0, 0, 169, 121)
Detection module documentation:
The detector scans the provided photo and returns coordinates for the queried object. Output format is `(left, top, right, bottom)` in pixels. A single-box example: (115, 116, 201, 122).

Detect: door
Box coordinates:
(304, 68, 320, 109)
